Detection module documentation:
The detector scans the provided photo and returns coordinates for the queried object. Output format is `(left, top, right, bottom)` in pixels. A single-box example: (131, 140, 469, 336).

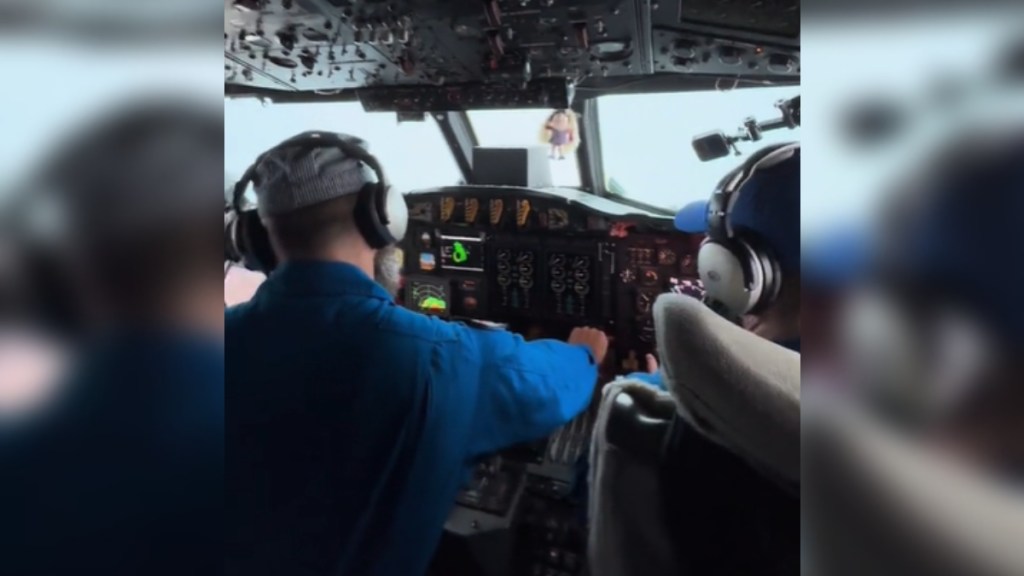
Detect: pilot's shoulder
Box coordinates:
(225, 300, 257, 325)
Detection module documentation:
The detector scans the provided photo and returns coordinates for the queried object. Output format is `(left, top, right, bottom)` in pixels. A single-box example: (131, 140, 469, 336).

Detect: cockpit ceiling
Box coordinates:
(224, 0, 799, 103)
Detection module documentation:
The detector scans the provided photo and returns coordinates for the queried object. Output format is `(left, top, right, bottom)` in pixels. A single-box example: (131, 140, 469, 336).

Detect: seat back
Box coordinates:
(588, 381, 680, 576)
(654, 293, 800, 486)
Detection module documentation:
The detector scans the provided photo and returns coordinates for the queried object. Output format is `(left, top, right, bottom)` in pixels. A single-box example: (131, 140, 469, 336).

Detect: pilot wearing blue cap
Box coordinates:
(225, 132, 609, 576)
(628, 142, 801, 387)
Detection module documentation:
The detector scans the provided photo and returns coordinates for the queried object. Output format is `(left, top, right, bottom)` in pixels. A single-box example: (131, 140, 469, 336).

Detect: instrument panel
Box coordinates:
(224, 0, 799, 106)
(399, 185, 702, 376)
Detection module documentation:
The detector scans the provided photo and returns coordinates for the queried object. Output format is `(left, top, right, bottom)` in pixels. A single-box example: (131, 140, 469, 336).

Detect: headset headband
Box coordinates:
(706, 142, 798, 243)
(231, 132, 388, 218)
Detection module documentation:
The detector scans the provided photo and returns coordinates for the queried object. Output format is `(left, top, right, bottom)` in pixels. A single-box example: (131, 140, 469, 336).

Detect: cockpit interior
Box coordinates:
(225, 1, 800, 574)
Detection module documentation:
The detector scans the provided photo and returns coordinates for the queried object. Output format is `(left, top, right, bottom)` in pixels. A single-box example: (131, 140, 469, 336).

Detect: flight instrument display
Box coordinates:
(407, 277, 449, 316)
(439, 235, 485, 272)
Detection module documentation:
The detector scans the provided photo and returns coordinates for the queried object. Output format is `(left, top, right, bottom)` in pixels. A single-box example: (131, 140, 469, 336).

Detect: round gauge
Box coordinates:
(497, 249, 511, 261)
(619, 268, 636, 283)
(572, 257, 590, 269)
(519, 275, 534, 289)
(549, 253, 566, 267)
(497, 272, 511, 286)
(657, 248, 677, 266)
(636, 292, 653, 313)
(550, 279, 566, 293)
(551, 266, 566, 280)
(497, 260, 510, 273)
(516, 251, 534, 264)
(573, 268, 589, 281)
(518, 263, 533, 276)
(574, 282, 590, 295)
(642, 269, 659, 285)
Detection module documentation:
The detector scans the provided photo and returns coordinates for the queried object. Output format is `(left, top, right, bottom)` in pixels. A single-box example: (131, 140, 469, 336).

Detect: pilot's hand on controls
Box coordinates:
(567, 327, 609, 366)
(645, 354, 659, 374)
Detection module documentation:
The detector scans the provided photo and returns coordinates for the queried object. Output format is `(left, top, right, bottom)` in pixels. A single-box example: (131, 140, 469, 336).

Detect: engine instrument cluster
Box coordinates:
(400, 185, 701, 386)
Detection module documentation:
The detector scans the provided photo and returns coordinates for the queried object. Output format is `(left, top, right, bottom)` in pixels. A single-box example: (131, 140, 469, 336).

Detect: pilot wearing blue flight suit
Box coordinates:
(0, 103, 224, 576)
(627, 141, 801, 387)
(224, 132, 609, 576)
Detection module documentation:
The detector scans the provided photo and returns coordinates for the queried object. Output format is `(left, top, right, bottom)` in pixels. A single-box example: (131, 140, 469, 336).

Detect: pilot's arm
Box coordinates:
(463, 327, 607, 458)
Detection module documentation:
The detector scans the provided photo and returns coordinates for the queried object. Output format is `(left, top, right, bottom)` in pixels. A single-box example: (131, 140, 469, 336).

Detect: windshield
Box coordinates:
(224, 99, 461, 193)
(599, 86, 800, 211)
(468, 109, 582, 188)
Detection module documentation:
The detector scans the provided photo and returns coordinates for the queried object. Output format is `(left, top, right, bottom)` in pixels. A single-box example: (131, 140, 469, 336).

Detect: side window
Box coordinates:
(225, 264, 265, 306)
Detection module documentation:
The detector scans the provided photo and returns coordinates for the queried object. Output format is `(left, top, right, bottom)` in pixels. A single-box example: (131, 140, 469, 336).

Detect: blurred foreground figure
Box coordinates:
(805, 127, 1024, 576)
(0, 100, 224, 576)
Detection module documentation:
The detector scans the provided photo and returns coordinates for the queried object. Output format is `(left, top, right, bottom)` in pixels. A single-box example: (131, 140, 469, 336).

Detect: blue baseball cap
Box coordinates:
(675, 144, 801, 274)
(802, 226, 868, 289)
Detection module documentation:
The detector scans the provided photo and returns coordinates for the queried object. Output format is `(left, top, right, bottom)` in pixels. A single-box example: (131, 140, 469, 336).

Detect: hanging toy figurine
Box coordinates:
(540, 109, 579, 160)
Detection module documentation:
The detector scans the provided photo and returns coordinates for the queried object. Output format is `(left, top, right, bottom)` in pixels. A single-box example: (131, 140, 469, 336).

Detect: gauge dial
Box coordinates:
(497, 273, 511, 287)
(551, 266, 566, 280)
(547, 208, 569, 229)
(636, 292, 653, 314)
(573, 268, 589, 282)
(516, 199, 531, 227)
(489, 199, 504, 225)
(550, 279, 566, 293)
(519, 275, 533, 289)
(573, 282, 590, 295)
(441, 197, 455, 222)
(464, 198, 479, 224)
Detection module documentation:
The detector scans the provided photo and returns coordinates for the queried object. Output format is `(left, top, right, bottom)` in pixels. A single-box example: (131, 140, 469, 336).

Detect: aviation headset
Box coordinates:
(697, 142, 799, 318)
(226, 131, 408, 274)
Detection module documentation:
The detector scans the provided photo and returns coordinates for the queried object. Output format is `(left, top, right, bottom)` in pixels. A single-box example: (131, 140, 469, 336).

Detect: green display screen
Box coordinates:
(440, 235, 484, 271)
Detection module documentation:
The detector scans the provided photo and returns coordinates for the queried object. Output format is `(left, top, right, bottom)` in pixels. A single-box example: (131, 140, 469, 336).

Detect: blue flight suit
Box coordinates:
(225, 261, 597, 576)
(0, 331, 224, 576)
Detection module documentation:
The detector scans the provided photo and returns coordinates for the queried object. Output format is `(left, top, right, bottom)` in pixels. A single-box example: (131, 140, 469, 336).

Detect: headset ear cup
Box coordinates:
(354, 183, 389, 249)
(238, 210, 277, 273)
(698, 240, 754, 316)
(384, 187, 408, 243)
(747, 243, 782, 315)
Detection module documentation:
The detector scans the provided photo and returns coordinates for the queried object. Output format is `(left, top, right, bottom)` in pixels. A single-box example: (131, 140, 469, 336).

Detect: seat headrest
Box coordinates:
(654, 294, 800, 485)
